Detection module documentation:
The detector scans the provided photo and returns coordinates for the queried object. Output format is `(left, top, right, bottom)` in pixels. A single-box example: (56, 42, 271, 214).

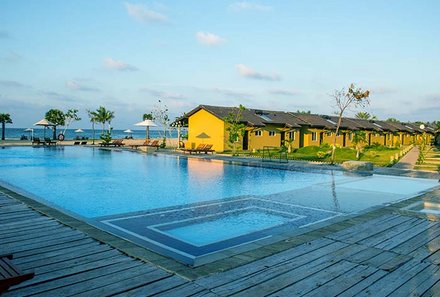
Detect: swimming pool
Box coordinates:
(0, 146, 438, 265)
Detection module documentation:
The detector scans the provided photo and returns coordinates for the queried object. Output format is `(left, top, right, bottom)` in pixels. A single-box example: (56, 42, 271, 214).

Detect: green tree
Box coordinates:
(0, 113, 12, 140)
(143, 113, 153, 120)
(330, 83, 370, 164)
(352, 131, 367, 159)
(152, 100, 170, 146)
(225, 105, 247, 156)
(94, 106, 114, 134)
(62, 109, 81, 135)
(45, 109, 65, 140)
(386, 118, 399, 123)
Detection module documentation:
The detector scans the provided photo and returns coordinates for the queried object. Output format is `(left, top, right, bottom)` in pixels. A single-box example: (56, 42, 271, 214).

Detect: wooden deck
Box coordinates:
(2, 189, 440, 296)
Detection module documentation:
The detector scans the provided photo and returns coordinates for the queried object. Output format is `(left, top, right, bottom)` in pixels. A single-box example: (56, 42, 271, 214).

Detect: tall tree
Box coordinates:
(62, 109, 81, 135)
(225, 105, 247, 156)
(45, 109, 65, 140)
(0, 113, 12, 140)
(386, 118, 399, 123)
(296, 110, 311, 114)
(330, 83, 370, 163)
(152, 100, 170, 144)
(94, 106, 114, 134)
(87, 109, 98, 145)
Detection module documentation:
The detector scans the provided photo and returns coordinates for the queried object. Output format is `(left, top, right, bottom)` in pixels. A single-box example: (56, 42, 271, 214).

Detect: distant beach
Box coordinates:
(1, 128, 185, 141)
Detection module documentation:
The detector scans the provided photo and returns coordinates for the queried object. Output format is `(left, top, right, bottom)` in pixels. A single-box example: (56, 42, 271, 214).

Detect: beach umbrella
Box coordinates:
(134, 120, 157, 139)
(34, 118, 53, 138)
(196, 132, 210, 144)
(74, 128, 84, 133)
(124, 129, 133, 138)
(24, 128, 33, 140)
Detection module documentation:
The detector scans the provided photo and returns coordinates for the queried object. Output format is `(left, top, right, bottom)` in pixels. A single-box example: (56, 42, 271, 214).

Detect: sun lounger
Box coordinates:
(147, 140, 160, 150)
(100, 139, 124, 147)
(200, 144, 215, 154)
(0, 254, 35, 293)
(32, 138, 42, 145)
(44, 137, 57, 145)
(74, 141, 80, 145)
(80, 141, 87, 145)
(182, 144, 207, 154)
(130, 140, 150, 149)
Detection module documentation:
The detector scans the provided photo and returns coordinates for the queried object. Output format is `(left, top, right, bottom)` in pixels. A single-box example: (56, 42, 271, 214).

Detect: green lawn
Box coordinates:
(228, 144, 404, 166)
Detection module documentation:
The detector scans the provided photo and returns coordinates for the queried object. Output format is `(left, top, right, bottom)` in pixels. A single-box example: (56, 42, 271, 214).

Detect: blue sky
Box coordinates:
(1, 0, 439, 129)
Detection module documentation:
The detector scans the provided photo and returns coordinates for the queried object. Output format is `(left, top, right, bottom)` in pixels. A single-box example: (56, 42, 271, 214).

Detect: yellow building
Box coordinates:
(178, 104, 431, 152)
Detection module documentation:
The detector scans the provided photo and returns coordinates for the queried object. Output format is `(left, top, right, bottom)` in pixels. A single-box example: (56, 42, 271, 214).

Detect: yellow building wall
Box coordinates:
(188, 109, 226, 152)
(248, 126, 282, 150)
(284, 129, 301, 149)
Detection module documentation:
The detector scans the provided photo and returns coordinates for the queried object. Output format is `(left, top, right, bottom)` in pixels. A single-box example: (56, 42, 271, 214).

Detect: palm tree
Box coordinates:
(0, 113, 12, 140)
(355, 112, 371, 119)
(94, 106, 114, 134)
(87, 109, 98, 145)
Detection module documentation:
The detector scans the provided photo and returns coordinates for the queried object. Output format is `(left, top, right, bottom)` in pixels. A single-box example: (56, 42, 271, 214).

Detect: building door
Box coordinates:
(401, 134, 404, 145)
(280, 131, 285, 147)
(342, 133, 346, 147)
(368, 133, 372, 146)
(384, 134, 387, 146)
(242, 131, 249, 150)
(319, 132, 324, 145)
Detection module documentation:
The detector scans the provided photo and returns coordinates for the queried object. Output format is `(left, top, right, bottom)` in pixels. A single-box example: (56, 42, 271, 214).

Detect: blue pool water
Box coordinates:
(0, 146, 351, 218)
(161, 210, 294, 246)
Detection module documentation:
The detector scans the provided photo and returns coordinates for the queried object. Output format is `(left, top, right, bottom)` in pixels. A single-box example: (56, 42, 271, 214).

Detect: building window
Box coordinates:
(269, 131, 276, 136)
(289, 131, 296, 140)
(311, 132, 317, 141)
(255, 130, 262, 137)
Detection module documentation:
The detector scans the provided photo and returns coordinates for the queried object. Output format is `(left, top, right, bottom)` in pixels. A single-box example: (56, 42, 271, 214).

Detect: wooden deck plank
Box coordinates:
(266, 260, 358, 297)
(389, 264, 440, 297)
(358, 217, 423, 247)
(17, 243, 113, 269)
(325, 215, 407, 242)
(152, 282, 210, 297)
(1, 226, 75, 244)
(32, 249, 123, 275)
(13, 254, 131, 289)
(302, 264, 378, 297)
(355, 260, 431, 296)
(0, 217, 51, 230)
(206, 241, 349, 296)
(375, 220, 437, 250)
(4, 260, 143, 296)
(421, 279, 440, 297)
(73, 269, 171, 297)
(392, 223, 440, 255)
(31, 263, 161, 297)
(0, 224, 63, 239)
(13, 238, 97, 259)
(337, 269, 388, 297)
(220, 243, 366, 297)
(195, 238, 335, 289)
(113, 275, 187, 297)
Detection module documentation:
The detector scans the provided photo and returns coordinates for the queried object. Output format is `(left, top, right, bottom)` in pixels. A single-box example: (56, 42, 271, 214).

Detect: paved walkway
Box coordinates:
(393, 146, 420, 170)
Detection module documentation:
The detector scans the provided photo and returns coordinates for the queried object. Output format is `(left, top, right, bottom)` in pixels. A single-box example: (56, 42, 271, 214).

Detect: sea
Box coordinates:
(1, 128, 184, 140)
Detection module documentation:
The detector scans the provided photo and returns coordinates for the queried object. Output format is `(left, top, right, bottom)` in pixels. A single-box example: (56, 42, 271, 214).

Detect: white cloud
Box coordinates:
(196, 32, 226, 46)
(125, 3, 168, 23)
(229, 1, 272, 12)
(66, 80, 99, 92)
(104, 57, 138, 71)
(268, 89, 300, 96)
(210, 87, 253, 98)
(0, 80, 28, 88)
(236, 64, 281, 81)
